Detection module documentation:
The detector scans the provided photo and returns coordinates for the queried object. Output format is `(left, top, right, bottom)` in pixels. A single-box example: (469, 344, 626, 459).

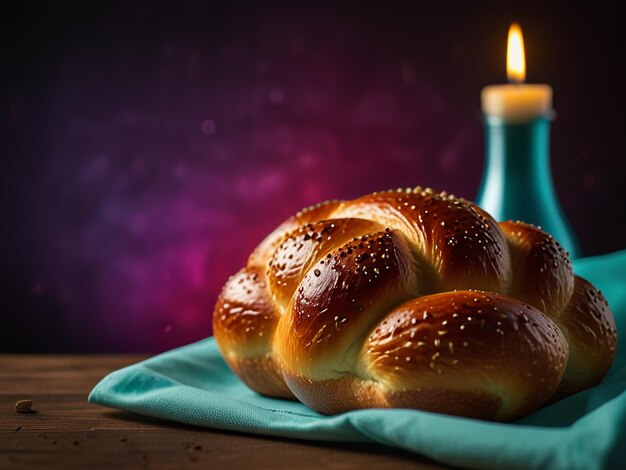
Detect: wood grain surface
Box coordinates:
(0, 355, 451, 469)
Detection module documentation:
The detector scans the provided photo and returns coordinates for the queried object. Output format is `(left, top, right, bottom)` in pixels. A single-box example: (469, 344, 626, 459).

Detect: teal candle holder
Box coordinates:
(475, 114, 581, 258)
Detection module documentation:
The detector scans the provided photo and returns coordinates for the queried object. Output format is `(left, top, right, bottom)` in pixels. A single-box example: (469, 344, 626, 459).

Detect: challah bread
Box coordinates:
(213, 187, 617, 421)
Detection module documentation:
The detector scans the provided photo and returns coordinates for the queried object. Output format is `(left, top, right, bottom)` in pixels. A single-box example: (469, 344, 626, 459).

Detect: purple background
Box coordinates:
(2, 1, 625, 352)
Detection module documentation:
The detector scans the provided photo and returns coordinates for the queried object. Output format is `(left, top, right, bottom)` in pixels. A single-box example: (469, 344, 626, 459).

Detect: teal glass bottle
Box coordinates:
(475, 114, 581, 258)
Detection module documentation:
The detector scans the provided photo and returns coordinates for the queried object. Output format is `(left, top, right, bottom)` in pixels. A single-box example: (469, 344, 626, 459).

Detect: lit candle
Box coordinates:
(481, 23, 553, 123)
(475, 23, 580, 257)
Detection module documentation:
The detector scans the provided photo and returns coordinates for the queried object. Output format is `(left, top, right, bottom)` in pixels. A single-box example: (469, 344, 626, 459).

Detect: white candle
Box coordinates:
(481, 23, 553, 123)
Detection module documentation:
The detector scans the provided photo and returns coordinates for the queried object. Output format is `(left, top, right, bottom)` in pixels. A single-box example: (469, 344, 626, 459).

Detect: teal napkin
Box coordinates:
(89, 250, 626, 470)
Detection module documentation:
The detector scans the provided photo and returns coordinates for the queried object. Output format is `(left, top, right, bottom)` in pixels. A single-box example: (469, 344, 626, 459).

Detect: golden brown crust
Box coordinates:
(334, 189, 512, 293)
(226, 355, 295, 399)
(212, 187, 617, 421)
(248, 199, 345, 268)
(499, 221, 574, 317)
(268, 218, 382, 311)
(551, 276, 617, 399)
(282, 372, 504, 419)
(212, 266, 286, 396)
(213, 267, 277, 356)
(281, 374, 386, 415)
(275, 229, 420, 379)
(362, 290, 568, 421)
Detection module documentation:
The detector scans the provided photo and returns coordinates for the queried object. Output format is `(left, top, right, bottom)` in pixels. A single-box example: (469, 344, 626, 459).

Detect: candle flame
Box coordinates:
(507, 22, 526, 83)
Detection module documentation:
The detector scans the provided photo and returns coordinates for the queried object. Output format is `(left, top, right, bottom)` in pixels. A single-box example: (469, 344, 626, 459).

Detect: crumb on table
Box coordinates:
(15, 399, 37, 414)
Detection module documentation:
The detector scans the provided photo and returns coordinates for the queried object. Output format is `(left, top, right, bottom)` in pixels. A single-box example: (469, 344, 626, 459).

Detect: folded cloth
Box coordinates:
(89, 250, 626, 470)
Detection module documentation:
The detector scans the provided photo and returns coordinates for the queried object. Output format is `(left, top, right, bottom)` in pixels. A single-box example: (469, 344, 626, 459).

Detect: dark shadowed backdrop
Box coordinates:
(2, 1, 625, 352)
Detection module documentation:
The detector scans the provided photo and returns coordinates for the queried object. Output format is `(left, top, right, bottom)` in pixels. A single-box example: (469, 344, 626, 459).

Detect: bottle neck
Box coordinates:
(484, 116, 553, 195)
(476, 114, 580, 258)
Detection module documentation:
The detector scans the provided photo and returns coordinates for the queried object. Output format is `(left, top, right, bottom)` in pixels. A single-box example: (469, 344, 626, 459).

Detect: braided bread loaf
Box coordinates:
(213, 187, 617, 421)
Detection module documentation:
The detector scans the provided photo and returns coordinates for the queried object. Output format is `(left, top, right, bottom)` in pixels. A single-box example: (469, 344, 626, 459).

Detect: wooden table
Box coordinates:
(1, 355, 450, 469)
